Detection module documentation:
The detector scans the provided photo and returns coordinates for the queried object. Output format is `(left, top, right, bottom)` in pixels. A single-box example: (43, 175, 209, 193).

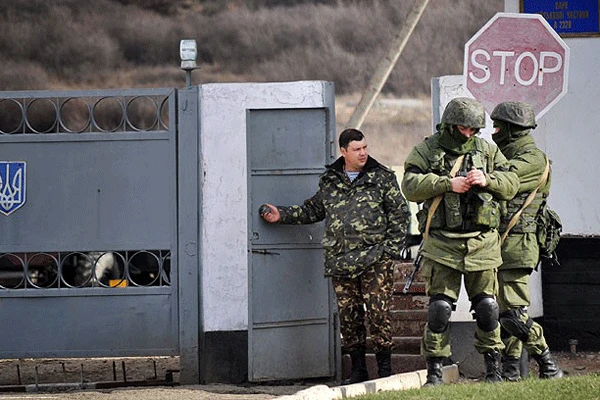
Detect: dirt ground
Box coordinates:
(530, 351, 600, 377)
(0, 352, 599, 399)
(0, 356, 308, 399)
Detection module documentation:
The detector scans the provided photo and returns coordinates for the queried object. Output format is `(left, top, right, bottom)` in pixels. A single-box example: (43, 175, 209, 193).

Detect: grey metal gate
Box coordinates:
(0, 88, 179, 358)
(247, 106, 338, 381)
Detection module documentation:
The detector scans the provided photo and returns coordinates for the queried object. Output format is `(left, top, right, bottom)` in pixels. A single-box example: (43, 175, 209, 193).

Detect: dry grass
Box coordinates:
(335, 93, 432, 168)
(0, 0, 503, 95)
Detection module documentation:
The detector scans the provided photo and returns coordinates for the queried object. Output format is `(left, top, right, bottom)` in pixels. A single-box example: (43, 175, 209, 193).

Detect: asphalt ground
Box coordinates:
(0, 365, 462, 400)
(0, 383, 304, 400)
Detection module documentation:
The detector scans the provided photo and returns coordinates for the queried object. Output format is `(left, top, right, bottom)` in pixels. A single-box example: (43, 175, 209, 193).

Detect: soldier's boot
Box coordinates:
(501, 356, 521, 382)
(533, 348, 564, 379)
(375, 349, 392, 378)
(483, 351, 502, 383)
(342, 347, 369, 385)
(423, 357, 444, 387)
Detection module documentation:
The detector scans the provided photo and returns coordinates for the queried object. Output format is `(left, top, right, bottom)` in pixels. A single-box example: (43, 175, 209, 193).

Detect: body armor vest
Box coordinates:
(416, 138, 501, 233)
(499, 191, 546, 233)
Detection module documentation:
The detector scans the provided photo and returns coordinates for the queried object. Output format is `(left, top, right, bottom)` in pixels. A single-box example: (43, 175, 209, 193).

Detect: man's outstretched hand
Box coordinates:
(260, 204, 280, 223)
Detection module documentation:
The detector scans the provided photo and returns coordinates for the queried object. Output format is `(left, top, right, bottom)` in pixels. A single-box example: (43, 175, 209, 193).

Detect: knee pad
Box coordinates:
(499, 308, 532, 342)
(427, 296, 453, 334)
(472, 295, 499, 332)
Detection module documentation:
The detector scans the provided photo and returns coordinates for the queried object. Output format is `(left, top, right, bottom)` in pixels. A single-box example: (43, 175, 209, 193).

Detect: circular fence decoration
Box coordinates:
(0, 93, 171, 134)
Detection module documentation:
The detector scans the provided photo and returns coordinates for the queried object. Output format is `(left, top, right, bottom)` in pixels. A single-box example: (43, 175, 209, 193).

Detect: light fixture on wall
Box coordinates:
(180, 39, 198, 87)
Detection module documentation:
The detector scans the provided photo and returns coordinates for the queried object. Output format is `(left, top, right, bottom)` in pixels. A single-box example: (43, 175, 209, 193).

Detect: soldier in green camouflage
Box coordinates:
(402, 97, 519, 386)
(491, 101, 563, 381)
(261, 128, 409, 385)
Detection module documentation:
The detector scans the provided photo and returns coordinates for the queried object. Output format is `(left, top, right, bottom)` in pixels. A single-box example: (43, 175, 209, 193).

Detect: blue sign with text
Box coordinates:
(522, 0, 600, 35)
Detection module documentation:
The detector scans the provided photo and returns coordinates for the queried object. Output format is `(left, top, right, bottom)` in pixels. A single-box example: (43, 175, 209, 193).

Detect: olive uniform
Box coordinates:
(491, 101, 563, 380)
(276, 155, 409, 381)
(402, 98, 519, 385)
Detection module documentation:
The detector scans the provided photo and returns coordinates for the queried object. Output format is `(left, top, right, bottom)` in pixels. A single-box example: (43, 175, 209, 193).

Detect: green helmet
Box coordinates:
(441, 97, 485, 129)
(490, 101, 537, 129)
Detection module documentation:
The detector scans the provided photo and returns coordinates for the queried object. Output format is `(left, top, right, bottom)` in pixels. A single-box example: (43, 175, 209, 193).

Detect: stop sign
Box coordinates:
(464, 13, 570, 119)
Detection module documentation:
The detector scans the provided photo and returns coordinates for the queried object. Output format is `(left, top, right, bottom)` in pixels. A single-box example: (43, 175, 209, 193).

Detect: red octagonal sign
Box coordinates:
(464, 13, 570, 119)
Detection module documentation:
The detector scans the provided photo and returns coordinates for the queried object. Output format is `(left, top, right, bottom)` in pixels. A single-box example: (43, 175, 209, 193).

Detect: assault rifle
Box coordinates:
(402, 239, 423, 294)
(457, 153, 474, 178)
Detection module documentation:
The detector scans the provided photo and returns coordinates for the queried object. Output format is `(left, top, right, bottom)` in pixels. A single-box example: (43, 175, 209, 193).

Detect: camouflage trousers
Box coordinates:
(497, 268, 548, 358)
(332, 259, 394, 353)
(421, 257, 504, 357)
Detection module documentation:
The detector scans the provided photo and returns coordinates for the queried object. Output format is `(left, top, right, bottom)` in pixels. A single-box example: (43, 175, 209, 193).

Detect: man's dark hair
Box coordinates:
(339, 128, 365, 149)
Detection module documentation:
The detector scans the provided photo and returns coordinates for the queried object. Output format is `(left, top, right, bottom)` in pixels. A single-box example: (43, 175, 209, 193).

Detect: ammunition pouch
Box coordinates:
(418, 191, 500, 233)
(416, 202, 445, 233)
(472, 192, 500, 230)
(536, 204, 562, 259)
(444, 193, 462, 230)
(416, 207, 427, 233)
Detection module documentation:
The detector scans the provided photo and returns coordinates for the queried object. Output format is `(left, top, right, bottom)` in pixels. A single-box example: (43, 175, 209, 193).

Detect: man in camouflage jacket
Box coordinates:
(402, 98, 519, 386)
(261, 128, 409, 385)
(491, 101, 563, 381)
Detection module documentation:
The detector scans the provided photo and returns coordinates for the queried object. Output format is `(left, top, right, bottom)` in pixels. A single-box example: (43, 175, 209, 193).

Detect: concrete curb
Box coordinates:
(276, 365, 459, 399)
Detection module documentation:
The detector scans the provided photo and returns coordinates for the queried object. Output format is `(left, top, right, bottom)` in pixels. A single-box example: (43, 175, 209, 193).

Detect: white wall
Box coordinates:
(505, 1, 600, 236)
(199, 81, 332, 332)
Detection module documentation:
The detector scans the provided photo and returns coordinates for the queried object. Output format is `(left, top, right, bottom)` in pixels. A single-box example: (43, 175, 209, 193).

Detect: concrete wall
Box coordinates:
(199, 81, 333, 333)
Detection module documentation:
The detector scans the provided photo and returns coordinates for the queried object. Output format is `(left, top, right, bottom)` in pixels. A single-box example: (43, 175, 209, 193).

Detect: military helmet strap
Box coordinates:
(500, 157, 550, 244)
(424, 154, 465, 240)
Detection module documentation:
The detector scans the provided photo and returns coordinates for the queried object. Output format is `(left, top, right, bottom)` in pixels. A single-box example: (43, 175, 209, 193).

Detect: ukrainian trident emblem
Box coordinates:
(0, 161, 26, 216)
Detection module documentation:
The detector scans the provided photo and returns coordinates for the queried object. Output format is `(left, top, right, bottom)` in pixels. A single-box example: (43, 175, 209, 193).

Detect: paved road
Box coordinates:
(0, 357, 310, 399)
(0, 365, 468, 400)
(0, 383, 306, 400)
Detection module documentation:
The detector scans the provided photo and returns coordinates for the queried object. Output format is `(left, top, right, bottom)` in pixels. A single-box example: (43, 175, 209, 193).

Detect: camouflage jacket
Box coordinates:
(401, 132, 519, 272)
(497, 134, 550, 270)
(278, 156, 409, 278)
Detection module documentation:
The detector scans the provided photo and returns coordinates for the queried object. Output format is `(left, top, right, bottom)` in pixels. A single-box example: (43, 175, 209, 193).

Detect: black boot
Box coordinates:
(533, 348, 564, 379)
(342, 347, 369, 385)
(483, 351, 502, 383)
(423, 357, 444, 386)
(501, 356, 521, 382)
(375, 349, 392, 378)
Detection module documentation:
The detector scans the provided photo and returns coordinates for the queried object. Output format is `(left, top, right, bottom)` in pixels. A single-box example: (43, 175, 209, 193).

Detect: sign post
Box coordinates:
(464, 13, 570, 119)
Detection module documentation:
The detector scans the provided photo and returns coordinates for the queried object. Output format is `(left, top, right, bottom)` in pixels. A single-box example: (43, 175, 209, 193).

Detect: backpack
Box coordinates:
(536, 204, 562, 267)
